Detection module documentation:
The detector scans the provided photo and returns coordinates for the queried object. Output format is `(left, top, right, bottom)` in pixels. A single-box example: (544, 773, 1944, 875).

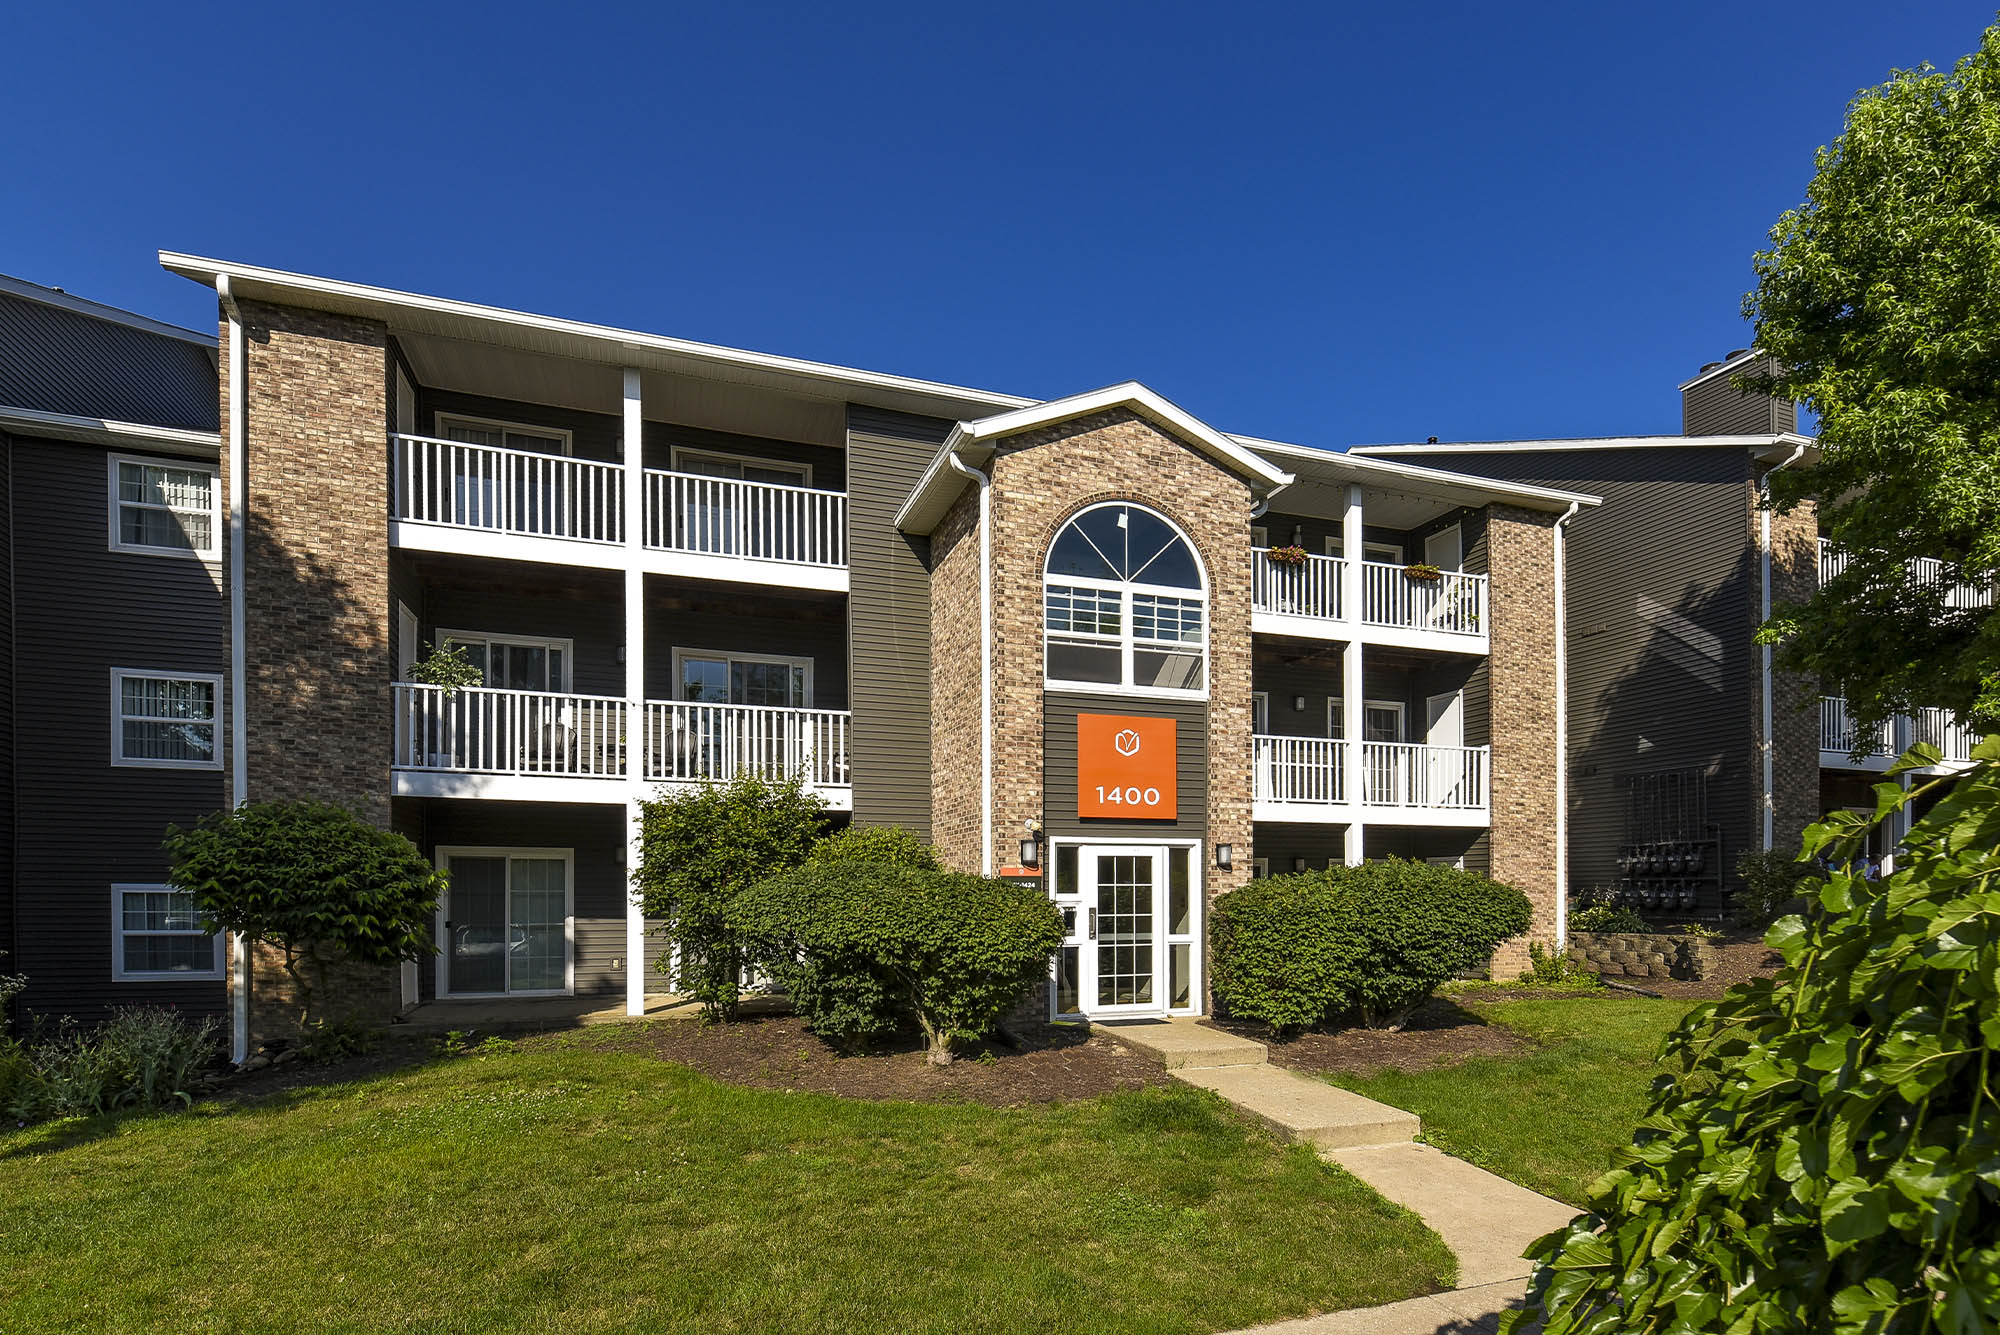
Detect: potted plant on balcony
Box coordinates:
(1402, 562, 1443, 582)
(405, 642, 483, 768)
(1264, 545, 1309, 567)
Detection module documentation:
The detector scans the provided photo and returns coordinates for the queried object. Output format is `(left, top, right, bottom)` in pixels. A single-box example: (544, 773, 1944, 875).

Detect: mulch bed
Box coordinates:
(539, 1014, 1172, 1108)
(1209, 997, 1534, 1078)
(1612, 933, 1783, 1000)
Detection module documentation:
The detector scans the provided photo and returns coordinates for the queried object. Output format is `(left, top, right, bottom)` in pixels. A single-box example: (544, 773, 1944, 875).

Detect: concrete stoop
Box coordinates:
(1094, 1018, 1268, 1069)
(1176, 1063, 1422, 1150)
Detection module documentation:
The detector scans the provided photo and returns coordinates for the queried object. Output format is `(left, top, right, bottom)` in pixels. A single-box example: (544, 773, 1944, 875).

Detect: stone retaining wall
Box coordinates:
(1568, 930, 1715, 981)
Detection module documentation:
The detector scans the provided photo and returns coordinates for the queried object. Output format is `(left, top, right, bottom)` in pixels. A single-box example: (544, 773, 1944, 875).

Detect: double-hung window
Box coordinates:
(111, 670, 221, 769)
(108, 455, 220, 560)
(1044, 503, 1207, 696)
(112, 884, 223, 980)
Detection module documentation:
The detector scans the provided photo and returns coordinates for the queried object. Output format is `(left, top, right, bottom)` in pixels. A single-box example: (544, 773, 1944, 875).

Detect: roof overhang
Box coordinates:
(0, 403, 219, 458)
(0, 272, 216, 348)
(1677, 347, 1767, 393)
(158, 252, 1034, 422)
(1238, 435, 1601, 514)
(895, 382, 1295, 534)
(1353, 432, 1818, 469)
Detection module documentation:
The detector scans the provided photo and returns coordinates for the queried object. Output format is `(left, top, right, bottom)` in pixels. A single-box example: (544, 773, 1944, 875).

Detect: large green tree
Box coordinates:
(1749, 19, 2000, 736)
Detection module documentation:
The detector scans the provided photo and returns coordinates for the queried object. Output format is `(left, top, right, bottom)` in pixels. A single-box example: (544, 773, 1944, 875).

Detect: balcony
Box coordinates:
(1818, 538, 1992, 611)
(389, 433, 849, 590)
(1251, 549, 1488, 651)
(1819, 695, 1980, 772)
(1253, 735, 1490, 826)
(390, 683, 852, 806)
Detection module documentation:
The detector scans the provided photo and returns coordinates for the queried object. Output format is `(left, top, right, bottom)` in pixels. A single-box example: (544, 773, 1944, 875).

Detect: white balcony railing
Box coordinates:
(1252, 550, 1345, 620)
(392, 434, 624, 545)
(1818, 696, 1892, 757)
(1818, 538, 1992, 610)
(393, 683, 628, 777)
(1360, 741, 1489, 810)
(1910, 707, 1981, 764)
(1361, 561, 1486, 636)
(1252, 735, 1489, 811)
(1254, 735, 1346, 804)
(643, 700, 851, 789)
(1820, 695, 1981, 765)
(644, 470, 847, 568)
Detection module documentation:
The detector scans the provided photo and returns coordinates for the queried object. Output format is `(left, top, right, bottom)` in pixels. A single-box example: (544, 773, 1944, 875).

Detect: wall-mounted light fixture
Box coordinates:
(1019, 837, 1041, 868)
(1292, 696, 1307, 712)
(1215, 843, 1233, 870)
(1293, 856, 1309, 873)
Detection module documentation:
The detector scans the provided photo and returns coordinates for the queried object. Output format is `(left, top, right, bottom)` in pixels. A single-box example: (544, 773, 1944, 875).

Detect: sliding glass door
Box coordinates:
(439, 850, 572, 996)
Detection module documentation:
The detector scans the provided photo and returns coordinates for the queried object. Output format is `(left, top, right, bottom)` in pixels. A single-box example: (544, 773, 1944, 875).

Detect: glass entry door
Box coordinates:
(440, 851, 571, 995)
(1053, 844, 1200, 1018)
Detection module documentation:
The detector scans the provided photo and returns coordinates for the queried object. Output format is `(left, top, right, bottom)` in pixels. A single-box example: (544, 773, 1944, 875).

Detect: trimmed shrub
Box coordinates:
(12, 1008, 221, 1122)
(635, 773, 828, 1021)
(1733, 847, 1825, 926)
(1207, 875, 1363, 1036)
(732, 863, 1064, 1062)
(1210, 859, 1532, 1034)
(808, 825, 941, 871)
(1513, 742, 2000, 1333)
(1569, 904, 1650, 934)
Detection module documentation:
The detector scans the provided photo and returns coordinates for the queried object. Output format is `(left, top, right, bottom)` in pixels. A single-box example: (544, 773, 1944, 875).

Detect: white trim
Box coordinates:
(1676, 348, 1765, 393)
(1251, 857, 1270, 880)
(1328, 697, 1407, 742)
(1048, 836, 1204, 1019)
(945, 451, 995, 875)
(110, 883, 225, 982)
(1554, 501, 1578, 949)
(432, 628, 576, 693)
(106, 452, 221, 561)
(0, 404, 219, 456)
(1240, 435, 1605, 508)
(396, 603, 420, 679)
(219, 274, 248, 1065)
(623, 367, 648, 1017)
(1251, 692, 1270, 734)
(109, 668, 223, 770)
(1423, 523, 1463, 572)
(1352, 433, 1815, 462)
(433, 846, 577, 999)
(1043, 501, 1210, 699)
(434, 411, 573, 456)
(0, 272, 215, 345)
(670, 646, 815, 708)
(668, 446, 812, 488)
(1327, 535, 1403, 564)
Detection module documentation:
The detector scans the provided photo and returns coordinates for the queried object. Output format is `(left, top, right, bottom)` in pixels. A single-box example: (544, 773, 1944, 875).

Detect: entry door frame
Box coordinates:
(433, 846, 577, 999)
(1050, 836, 1204, 1020)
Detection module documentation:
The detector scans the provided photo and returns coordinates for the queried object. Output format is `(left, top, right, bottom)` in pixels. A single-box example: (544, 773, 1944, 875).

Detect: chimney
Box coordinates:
(1680, 349, 1796, 436)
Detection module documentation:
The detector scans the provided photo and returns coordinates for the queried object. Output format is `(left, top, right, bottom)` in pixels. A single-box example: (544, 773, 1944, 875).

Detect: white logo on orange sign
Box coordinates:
(1114, 729, 1142, 757)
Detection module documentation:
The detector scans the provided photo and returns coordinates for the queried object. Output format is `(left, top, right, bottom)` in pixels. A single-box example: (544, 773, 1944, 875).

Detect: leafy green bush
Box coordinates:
(1733, 847, 1825, 926)
(732, 863, 1063, 1062)
(1510, 740, 2000, 1333)
(1208, 875, 1362, 1036)
(0, 951, 25, 1039)
(12, 1008, 221, 1122)
(1518, 942, 1602, 988)
(0, 1037, 30, 1118)
(296, 1019, 381, 1065)
(165, 801, 443, 1031)
(635, 773, 827, 1021)
(1568, 904, 1651, 934)
(808, 825, 941, 871)
(1211, 860, 1532, 1033)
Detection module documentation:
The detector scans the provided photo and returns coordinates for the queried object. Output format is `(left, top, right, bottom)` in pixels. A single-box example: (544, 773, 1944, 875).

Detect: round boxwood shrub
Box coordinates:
(1210, 859, 1532, 1034)
(807, 825, 941, 871)
(731, 863, 1063, 1062)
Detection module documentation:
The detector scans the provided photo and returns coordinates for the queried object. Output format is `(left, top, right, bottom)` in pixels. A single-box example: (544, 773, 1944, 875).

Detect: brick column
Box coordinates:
(1484, 504, 1562, 975)
(1762, 492, 1821, 857)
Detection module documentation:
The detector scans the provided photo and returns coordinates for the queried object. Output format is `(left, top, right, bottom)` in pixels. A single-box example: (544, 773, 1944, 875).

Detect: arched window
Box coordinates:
(1043, 502, 1207, 695)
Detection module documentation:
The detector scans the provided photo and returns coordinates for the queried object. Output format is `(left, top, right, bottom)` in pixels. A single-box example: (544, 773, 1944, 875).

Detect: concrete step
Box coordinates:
(1174, 1063, 1421, 1149)
(1094, 1018, 1268, 1069)
(1326, 1143, 1578, 1288)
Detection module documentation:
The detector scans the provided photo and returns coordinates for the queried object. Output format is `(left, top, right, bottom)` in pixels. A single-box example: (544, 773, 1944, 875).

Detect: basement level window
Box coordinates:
(110, 670, 221, 769)
(108, 455, 220, 560)
(111, 885, 224, 981)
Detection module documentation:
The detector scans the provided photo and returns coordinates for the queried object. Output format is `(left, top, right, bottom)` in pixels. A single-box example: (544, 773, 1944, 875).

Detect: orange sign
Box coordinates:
(1077, 714, 1178, 819)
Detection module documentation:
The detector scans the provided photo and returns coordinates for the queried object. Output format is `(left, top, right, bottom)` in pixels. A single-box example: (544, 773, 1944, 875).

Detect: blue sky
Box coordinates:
(3, 3, 1991, 445)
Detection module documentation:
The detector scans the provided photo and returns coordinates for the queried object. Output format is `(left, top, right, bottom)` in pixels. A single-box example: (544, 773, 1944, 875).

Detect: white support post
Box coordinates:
(622, 368, 647, 1016)
(1342, 484, 1366, 865)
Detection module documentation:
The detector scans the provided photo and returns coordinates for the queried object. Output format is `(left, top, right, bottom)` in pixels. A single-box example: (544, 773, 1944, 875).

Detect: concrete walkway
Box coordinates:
(1095, 1019, 1573, 1335)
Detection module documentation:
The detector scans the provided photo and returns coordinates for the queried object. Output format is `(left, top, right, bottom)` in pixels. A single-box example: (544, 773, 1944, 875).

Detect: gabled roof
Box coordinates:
(0, 403, 219, 457)
(1353, 432, 1817, 468)
(1237, 434, 1602, 512)
(1, 275, 219, 431)
(894, 382, 1295, 533)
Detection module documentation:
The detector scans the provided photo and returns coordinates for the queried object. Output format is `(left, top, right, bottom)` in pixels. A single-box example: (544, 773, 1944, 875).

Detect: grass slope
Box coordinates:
(1330, 994, 1693, 1206)
(0, 1042, 1452, 1334)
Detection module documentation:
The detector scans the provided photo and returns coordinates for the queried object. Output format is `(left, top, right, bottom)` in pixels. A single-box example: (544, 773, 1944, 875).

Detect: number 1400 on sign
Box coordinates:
(1094, 786, 1162, 808)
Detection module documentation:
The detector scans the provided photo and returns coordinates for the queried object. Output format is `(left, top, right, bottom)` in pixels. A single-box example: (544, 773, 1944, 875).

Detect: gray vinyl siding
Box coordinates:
(0, 292, 217, 431)
(414, 388, 622, 462)
(1407, 446, 1759, 908)
(419, 577, 626, 697)
(417, 800, 628, 998)
(1044, 692, 1209, 841)
(845, 406, 953, 836)
(1249, 825, 1486, 875)
(0, 438, 13, 983)
(644, 422, 845, 491)
(1252, 648, 1479, 744)
(10, 438, 226, 1022)
(647, 595, 849, 709)
(1682, 358, 1796, 436)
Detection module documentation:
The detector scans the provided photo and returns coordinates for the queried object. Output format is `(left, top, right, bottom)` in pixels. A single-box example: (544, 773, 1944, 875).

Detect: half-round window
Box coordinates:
(1043, 502, 1207, 695)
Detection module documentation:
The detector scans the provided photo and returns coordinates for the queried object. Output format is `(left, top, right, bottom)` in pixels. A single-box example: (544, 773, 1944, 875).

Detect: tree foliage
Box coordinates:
(1508, 740, 2000, 1334)
(807, 824, 942, 871)
(1748, 19, 2000, 734)
(634, 773, 826, 1020)
(163, 801, 442, 1028)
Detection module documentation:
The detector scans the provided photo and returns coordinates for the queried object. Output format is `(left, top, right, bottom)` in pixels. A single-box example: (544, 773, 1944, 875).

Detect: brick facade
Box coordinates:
(929, 486, 985, 871)
(223, 299, 400, 1042)
(1759, 486, 1821, 858)
(1483, 503, 1563, 974)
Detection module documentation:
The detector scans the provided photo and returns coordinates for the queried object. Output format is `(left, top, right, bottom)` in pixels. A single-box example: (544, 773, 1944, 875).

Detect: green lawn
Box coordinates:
(0, 1041, 1453, 1334)
(1329, 993, 1695, 1206)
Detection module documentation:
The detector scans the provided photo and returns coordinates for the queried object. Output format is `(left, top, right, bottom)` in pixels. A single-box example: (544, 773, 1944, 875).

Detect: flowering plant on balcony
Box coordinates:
(406, 642, 484, 698)
(1264, 545, 1309, 567)
(1402, 562, 1443, 582)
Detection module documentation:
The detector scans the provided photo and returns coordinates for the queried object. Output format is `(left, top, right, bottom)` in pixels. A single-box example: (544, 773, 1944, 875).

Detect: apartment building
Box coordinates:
(0, 252, 1578, 1055)
(1357, 349, 1987, 912)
